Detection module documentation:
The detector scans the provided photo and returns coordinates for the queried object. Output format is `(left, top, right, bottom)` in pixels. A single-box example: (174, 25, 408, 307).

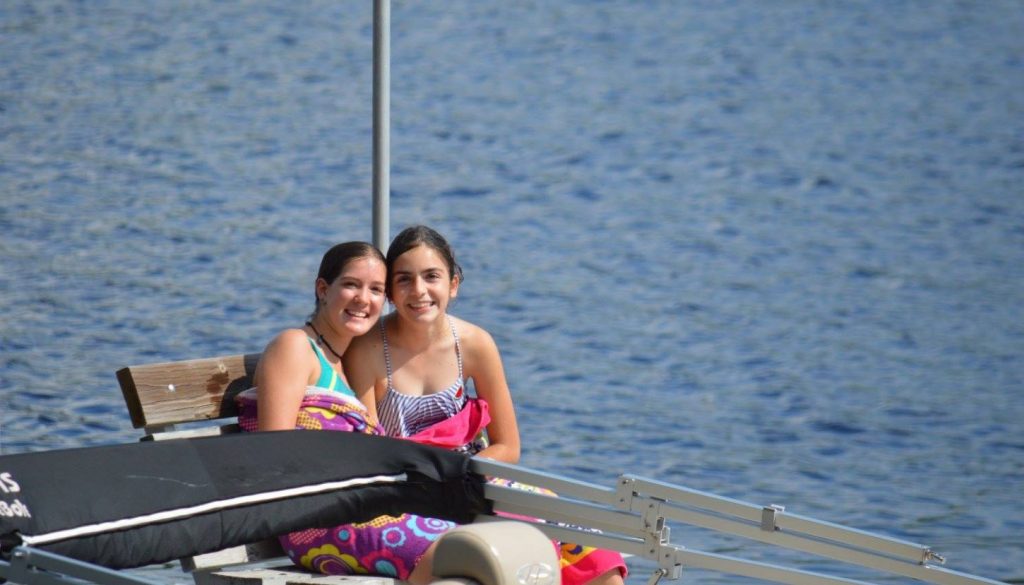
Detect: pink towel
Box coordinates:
(406, 398, 490, 449)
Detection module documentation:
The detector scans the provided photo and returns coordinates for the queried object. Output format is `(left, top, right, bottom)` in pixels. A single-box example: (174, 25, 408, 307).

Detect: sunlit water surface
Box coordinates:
(1, 2, 1022, 584)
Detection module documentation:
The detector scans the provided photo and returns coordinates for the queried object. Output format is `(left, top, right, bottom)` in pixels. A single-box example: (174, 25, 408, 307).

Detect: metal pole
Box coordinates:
(372, 0, 390, 256)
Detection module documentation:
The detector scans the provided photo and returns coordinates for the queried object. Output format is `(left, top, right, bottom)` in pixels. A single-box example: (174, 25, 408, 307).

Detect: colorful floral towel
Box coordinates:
(236, 390, 626, 584)
(235, 387, 382, 434)
(236, 389, 449, 579)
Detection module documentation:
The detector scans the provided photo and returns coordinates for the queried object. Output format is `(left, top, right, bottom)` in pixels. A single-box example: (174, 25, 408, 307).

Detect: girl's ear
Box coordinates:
(449, 274, 460, 300)
(315, 277, 329, 303)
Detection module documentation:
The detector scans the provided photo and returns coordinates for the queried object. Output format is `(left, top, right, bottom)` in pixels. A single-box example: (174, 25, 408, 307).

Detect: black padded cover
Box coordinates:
(0, 431, 488, 568)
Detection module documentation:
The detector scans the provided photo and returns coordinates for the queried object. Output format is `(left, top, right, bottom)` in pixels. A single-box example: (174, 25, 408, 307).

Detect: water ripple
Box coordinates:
(2, 1, 1022, 583)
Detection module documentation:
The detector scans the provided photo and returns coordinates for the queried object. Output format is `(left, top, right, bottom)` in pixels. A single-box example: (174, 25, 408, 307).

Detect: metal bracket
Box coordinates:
(760, 504, 785, 532)
(645, 560, 684, 585)
(646, 567, 669, 585)
(646, 565, 683, 585)
(615, 476, 638, 511)
(924, 549, 947, 566)
(635, 495, 685, 582)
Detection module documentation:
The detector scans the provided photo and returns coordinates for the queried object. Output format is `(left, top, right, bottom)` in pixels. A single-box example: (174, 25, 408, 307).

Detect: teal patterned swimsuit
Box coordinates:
(307, 338, 355, 397)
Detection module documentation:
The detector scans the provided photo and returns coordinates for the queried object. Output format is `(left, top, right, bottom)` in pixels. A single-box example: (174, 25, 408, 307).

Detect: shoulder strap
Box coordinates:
(448, 317, 464, 382)
(380, 319, 394, 389)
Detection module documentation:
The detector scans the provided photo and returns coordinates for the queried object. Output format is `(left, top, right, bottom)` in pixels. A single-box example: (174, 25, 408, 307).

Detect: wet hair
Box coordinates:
(385, 225, 463, 298)
(312, 241, 385, 313)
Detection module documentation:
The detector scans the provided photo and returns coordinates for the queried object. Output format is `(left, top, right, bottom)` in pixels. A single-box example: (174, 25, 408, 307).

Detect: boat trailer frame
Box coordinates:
(473, 459, 1006, 585)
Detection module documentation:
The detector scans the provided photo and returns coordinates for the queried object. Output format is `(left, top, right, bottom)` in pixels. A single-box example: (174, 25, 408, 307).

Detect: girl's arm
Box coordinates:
(254, 329, 315, 431)
(343, 331, 385, 425)
(463, 322, 521, 463)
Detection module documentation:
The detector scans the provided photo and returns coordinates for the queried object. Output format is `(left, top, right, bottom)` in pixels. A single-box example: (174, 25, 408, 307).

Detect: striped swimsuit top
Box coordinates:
(376, 318, 467, 438)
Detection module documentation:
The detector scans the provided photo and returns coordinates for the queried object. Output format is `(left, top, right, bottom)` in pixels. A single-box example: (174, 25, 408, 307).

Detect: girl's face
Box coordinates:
(317, 256, 387, 337)
(389, 244, 459, 323)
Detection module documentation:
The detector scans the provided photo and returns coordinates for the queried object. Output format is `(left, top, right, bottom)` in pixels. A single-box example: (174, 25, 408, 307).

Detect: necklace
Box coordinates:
(305, 321, 344, 360)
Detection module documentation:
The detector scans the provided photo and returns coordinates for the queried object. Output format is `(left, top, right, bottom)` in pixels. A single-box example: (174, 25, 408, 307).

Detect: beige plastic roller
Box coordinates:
(431, 521, 560, 585)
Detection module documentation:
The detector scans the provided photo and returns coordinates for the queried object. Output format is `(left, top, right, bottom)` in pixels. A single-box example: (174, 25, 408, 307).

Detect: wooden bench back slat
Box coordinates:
(117, 353, 260, 428)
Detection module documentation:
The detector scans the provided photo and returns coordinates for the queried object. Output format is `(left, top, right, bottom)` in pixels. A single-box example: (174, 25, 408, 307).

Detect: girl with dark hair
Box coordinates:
(333, 225, 627, 585)
(361, 224, 518, 462)
(248, 230, 625, 585)
(244, 241, 387, 430)
(233, 242, 392, 575)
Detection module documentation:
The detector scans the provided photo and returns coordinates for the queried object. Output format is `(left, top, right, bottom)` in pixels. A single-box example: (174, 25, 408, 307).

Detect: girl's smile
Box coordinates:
(390, 245, 459, 322)
(320, 256, 387, 336)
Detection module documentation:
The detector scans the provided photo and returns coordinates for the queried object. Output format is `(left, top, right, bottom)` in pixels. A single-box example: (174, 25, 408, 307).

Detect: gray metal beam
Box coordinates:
(471, 458, 1007, 585)
(372, 0, 390, 255)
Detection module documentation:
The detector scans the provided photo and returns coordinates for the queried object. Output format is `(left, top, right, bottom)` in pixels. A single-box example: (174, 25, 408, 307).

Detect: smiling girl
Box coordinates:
(346, 224, 520, 463)
(343, 225, 627, 585)
(249, 241, 387, 431)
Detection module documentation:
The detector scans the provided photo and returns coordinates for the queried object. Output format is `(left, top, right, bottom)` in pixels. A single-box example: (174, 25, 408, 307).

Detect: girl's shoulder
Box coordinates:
(264, 327, 312, 354)
(448, 313, 479, 335)
(255, 327, 317, 385)
(348, 321, 385, 351)
(343, 324, 386, 368)
(449, 315, 497, 351)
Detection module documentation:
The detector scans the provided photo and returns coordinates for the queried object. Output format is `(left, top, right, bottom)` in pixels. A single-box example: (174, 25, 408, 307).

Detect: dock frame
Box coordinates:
(473, 459, 1006, 585)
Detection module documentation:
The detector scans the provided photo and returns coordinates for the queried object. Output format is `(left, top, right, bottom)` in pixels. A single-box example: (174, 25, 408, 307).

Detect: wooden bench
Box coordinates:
(116, 354, 401, 585)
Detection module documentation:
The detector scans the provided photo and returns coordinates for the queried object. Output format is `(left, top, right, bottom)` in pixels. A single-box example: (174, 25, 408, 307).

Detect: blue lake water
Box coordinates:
(1, 1, 1022, 583)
